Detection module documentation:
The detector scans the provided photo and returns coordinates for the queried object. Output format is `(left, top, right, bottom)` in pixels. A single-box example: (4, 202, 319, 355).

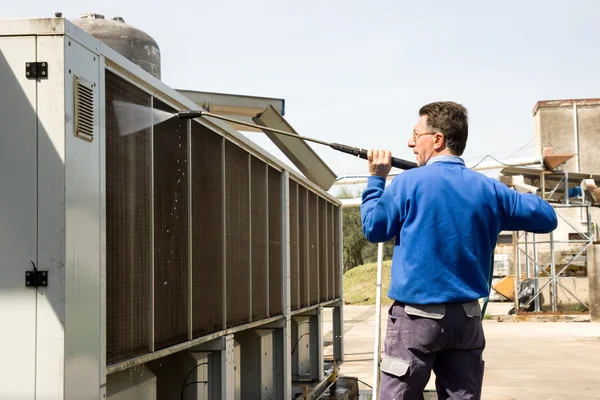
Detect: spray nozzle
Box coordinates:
(177, 110, 204, 119)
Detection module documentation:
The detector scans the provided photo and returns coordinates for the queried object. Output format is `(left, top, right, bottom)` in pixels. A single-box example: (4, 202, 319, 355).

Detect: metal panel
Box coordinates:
(334, 206, 341, 299)
(98, 55, 108, 400)
(319, 197, 328, 302)
(328, 202, 335, 301)
(309, 307, 324, 380)
(298, 186, 309, 307)
(308, 192, 319, 305)
(253, 106, 337, 191)
(105, 70, 152, 364)
(0, 35, 37, 400)
(106, 365, 156, 400)
(191, 120, 224, 337)
(226, 142, 251, 328)
(268, 167, 283, 316)
(64, 38, 102, 398)
(281, 171, 293, 399)
(153, 98, 189, 349)
(177, 89, 285, 132)
(35, 35, 68, 400)
(289, 181, 300, 310)
(251, 156, 268, 321)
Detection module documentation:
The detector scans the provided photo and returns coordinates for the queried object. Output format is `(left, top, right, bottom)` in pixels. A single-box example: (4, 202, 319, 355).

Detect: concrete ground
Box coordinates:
(323, 302, 600, 400)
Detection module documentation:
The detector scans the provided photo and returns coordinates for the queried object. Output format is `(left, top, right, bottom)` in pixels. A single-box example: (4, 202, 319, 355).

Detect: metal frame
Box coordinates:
(513, 203, 593, 313)
(149, 95, 156, 352)
(0, 16, 345, 399)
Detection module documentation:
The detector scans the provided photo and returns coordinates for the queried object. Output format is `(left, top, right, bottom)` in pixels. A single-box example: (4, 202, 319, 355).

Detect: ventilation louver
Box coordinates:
(74, 75, 94, 142)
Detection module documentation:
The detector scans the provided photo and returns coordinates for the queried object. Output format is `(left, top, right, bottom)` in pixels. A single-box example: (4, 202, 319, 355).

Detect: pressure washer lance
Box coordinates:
(177, 110, 418, 171)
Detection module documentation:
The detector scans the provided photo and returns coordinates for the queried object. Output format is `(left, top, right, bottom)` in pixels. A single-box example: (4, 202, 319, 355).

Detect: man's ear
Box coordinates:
(433, 132, 445, 150)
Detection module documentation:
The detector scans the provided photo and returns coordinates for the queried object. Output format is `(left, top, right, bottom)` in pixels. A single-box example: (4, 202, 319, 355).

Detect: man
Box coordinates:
(360, 101, 557, 399)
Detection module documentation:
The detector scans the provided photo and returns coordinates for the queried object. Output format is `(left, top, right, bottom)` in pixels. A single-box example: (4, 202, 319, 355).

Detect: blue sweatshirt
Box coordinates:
(360, 156, 558, 305)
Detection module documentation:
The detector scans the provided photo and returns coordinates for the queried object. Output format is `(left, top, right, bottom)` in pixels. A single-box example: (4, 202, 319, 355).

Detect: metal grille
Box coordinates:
(319, 197, 328, 302)
(191, 121, 224, 337)
(334, 205, 341, 298)
(74, 75, 94, 141)
(308, 191, 319, 305)
(298, 185, 309, 308)
(251, 157, 268, 321)
(289, 181, 300, 310)
(153, 99, 189, 350)
(225, 143, 251, 328)
(105, 70, 151, 365)
(268, 167, 282, 316)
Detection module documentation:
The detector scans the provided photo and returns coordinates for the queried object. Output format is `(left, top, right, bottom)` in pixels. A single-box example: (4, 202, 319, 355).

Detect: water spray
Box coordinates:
(176, 109, 418, 171)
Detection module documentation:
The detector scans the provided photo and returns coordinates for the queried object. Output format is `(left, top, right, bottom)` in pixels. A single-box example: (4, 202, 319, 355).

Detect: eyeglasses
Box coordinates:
(412, 131, 436, 141)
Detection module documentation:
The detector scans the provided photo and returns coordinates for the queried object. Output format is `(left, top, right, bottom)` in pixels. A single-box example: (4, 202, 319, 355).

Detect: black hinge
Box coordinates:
(25, 62, 48, 80)
(26, 261, 48, 287)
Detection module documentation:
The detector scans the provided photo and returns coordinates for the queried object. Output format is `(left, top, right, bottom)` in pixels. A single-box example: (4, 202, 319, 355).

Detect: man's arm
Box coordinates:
(495, 181, 558, 233)
(361, 176, 401, 243)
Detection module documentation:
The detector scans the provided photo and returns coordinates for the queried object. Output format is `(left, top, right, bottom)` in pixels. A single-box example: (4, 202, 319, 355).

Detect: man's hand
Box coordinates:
(368, 148, 392, 178)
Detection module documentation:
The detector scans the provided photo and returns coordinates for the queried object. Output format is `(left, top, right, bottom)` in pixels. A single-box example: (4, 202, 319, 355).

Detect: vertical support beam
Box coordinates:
(533, 233, 540, 312)
(305, 190, 310, 304)
(187, 119, 193, 340)
(338, 205, 345, 362)
(333, 306, 344, 362)
(281, 170, 292, 399)
(248, 155, 253, 323)
(550, 231, 557, 312)
(296, 182, 301, 310)
(324, 199, 328, 301)
(525, 232, 530, 278)
(564, 172, 570, 205)
(149, 95, 155, 352)
(541, 172, 546, 201)
(573, 103, 580, 172)
(316, 194, 320, 302)
(588, 244, 600, 322)
(309, 307, 324, 381)
(98, 57, 107, 399)
(222, 138, 227, 329)
(513, 231, 519, 312)
(222, 334, 236, 399)
(265, 163, 270, 317)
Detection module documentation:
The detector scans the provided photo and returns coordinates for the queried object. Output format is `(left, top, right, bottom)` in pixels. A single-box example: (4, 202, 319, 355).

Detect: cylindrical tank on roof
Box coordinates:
(72, 13, 161, 79)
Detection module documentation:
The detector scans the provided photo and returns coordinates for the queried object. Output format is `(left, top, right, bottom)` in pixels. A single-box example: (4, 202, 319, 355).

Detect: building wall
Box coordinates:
(534, 100, 600, 174)
(536, 107, 577, 171)
(576, 106, 600, 174)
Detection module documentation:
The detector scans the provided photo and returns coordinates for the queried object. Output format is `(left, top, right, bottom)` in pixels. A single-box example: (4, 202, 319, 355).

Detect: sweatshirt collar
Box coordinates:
(426, 155, 465, 166)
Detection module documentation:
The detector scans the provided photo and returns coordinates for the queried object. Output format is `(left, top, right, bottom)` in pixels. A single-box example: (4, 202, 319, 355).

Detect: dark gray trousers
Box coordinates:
(379, 301, 486, 400)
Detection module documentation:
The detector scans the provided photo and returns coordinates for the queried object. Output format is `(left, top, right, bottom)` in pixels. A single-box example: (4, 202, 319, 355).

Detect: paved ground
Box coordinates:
(324, 303, 600, 400)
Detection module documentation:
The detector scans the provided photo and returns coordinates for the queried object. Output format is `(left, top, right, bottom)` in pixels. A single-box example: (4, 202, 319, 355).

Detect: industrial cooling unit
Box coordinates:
(0, 17, 343, 399)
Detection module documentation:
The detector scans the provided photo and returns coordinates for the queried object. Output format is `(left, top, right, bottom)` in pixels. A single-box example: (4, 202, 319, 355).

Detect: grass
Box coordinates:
(343, 261, 394, 305)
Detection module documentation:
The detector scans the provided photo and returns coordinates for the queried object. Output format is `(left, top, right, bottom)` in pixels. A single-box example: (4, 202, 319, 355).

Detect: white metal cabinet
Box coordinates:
(0, 35, 38, 400)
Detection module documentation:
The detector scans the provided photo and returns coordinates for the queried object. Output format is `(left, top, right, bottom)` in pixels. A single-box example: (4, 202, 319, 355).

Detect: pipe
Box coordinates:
(574, 103, 580, 173)
(372, 242, 384, 400)
(177, 109, 418, 171)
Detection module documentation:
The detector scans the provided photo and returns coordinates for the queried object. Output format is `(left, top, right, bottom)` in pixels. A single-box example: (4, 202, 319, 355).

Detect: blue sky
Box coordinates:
(3, 0, 599, 179)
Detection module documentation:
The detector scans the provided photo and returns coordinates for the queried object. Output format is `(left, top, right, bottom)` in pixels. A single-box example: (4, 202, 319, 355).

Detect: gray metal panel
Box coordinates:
(177, 89, 285, 132)
(64, 38, 102, 398)
(0, 35, 38, 400)
(99, 54, 108, 399)
(309, 307, 324, 380)
(107, 365, 156, 400)
(282, 171, 293, 399)
(0, 17, 66, 36)
(36, 36, 68, 398)
(253, 106, 337, 191)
